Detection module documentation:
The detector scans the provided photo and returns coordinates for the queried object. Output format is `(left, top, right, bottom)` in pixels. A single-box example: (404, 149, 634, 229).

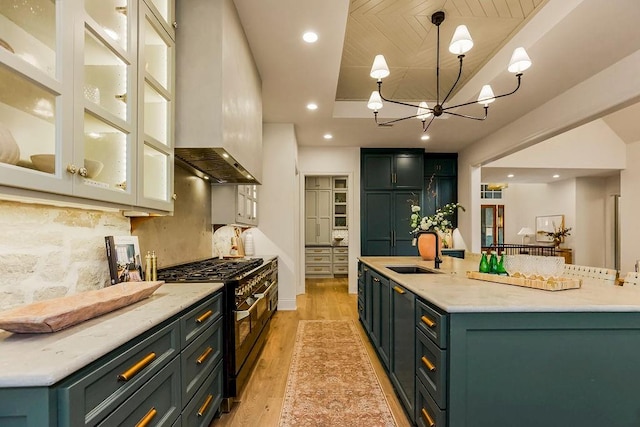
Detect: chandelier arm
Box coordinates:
(374, 110, 429, 127)
(441, 55, 464, 105)
(378, 91, 429, 111)
(444, 106, 488, 121)
(422, 116, 436, 133)
(441, 74, 523, 112)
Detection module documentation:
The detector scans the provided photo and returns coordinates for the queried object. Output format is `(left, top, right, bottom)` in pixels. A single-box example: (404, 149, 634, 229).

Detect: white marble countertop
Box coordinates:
(359, 256, 640, 313)
(0, 282, 223, 388)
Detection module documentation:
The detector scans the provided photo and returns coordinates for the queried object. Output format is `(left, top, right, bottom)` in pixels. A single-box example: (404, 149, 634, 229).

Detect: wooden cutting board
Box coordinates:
(0, 281, 164, 333)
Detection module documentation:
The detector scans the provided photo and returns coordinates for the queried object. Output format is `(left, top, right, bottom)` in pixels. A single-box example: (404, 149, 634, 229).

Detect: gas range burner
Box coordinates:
(157, 257, 264, 282)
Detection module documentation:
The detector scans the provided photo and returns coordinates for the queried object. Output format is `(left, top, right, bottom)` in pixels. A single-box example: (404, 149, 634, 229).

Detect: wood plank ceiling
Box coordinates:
(337, 0, 547, 102)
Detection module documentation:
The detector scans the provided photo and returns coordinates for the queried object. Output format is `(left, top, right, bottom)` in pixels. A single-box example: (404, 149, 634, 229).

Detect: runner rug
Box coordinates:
(279, 320, 397, 427)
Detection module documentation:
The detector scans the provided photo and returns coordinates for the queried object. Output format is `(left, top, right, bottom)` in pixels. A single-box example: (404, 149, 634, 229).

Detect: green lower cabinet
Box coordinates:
(0, 387, 57, 426)
(370, 269, 391, 370)
(390, 281, 415, 423)
(181, 360, 223, 427)
(447, 312, 640, 427)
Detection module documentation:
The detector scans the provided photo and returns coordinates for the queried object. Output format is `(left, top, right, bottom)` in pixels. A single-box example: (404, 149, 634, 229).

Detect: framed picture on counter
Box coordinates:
(105, 236, 144, 284)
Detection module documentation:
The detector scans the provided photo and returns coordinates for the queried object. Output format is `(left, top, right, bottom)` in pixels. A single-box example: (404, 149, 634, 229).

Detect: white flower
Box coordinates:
(411, 205, 421, 213)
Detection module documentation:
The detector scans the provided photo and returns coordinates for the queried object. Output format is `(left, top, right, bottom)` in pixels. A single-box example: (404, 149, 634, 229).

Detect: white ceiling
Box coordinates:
(232, 0, 640, 182)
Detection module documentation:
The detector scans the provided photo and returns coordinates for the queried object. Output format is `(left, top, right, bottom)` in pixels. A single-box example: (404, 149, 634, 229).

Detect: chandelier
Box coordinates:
(367, 11, 532, 132)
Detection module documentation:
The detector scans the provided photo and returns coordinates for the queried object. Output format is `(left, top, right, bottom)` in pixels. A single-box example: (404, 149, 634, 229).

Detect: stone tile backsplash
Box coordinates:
(0, 201, 130, 311)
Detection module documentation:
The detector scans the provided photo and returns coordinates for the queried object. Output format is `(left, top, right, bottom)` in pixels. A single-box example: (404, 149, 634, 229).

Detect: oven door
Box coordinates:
(233, 294, 266, 372)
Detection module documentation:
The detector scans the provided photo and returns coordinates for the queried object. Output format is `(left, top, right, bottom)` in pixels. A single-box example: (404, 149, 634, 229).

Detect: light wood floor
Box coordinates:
(211, 277, 412, 427)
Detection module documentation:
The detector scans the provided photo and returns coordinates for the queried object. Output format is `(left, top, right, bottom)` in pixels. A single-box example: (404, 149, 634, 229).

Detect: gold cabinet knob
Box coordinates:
(66, 164, 77, 174)
(78, 167, 88, 177)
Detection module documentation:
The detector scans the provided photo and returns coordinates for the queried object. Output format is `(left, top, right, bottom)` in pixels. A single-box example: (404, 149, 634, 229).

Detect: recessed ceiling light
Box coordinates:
(553, 174, 560, 178)
(306, 103, 318, 110)
(421, 135, 430, 141)
(323, 134, 333, 139)
(507, 174, 514, 178)
(303, 32, 318, 43)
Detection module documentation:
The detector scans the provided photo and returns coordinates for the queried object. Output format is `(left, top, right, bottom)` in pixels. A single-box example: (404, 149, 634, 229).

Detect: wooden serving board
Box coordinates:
(466, 271, 581, 291)
(0, 281, 164, 333)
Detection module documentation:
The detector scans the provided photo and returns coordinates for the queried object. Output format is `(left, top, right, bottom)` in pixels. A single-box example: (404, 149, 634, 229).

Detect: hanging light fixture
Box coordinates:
(367, 11, 532, 132)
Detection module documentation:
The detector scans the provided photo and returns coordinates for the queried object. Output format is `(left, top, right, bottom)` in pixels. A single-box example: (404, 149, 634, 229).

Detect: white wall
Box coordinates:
(297, 146, 361, 294)
(620, 141, 640, 273)
(252, 124, 299, 310)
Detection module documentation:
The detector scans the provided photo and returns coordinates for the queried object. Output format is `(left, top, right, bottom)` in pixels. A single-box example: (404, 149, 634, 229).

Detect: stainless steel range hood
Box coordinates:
(174, 148, 260, 184)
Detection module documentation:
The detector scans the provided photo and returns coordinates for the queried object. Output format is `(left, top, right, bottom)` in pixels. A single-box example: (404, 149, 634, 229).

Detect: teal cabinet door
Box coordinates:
(378, 276, 391, 370)
(390, 281, 415, 422)
(362, 192, 392, 255)
(394, 153, 424, 189)
(363, 154, 393, 190)
(424, 155, 457, 177)
(393, 191, 418, 256)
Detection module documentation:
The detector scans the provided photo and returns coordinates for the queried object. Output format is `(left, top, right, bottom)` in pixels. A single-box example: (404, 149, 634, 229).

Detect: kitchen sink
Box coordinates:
(386, 265, 438, 274)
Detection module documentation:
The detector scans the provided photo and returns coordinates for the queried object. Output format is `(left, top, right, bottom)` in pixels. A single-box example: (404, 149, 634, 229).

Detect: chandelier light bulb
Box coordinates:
(370, 54, 390, 80)
(416, 102, 432, 120)
(449, 25, 473, 55)
(477, 85, 495, 106)
(508, 47, 532, 73)
(367, 91, 383, 111)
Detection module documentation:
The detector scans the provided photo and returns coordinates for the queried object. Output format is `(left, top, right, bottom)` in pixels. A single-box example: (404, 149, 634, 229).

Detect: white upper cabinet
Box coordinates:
(0, 0, 174, 212)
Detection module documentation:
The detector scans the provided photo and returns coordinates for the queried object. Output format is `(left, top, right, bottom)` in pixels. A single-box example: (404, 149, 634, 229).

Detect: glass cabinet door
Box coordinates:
(0, 0, 75, 194)
(136, 3, 173, 210)
(75, 3, 136, 204)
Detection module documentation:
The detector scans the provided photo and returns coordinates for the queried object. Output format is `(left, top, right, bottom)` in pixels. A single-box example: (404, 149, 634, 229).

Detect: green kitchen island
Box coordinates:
(358, 256, 640, 427)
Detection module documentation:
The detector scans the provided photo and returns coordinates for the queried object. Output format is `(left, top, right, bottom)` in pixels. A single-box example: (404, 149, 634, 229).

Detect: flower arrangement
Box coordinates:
(409, 201, 465, 235)
(546, 226, 571, 246)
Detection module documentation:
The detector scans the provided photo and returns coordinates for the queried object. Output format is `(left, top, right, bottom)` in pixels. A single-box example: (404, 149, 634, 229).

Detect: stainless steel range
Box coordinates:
(157, 256, 278, 410)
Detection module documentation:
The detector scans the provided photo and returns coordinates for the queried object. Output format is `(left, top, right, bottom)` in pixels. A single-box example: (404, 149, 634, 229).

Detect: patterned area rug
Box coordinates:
(279, 320, 397, 427)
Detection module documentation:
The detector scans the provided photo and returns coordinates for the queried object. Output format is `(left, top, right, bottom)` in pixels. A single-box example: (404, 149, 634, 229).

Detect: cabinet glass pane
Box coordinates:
(84, 0, 129, 51)
(144, 81, 168, 145)
(143, 16, 169, 89)
(335, 217, 347, 228)
(334, 178, 347, 189)
(334, 192, 346, 203)
(334, 205, 346, 215)
(0, 65, 56, 172)
(84, 30, 128, 121)
(0, 0, 56, 77)
(147, 0, 170, 24)
(83, 112, 128, 189)
(143, 144, 168, 200)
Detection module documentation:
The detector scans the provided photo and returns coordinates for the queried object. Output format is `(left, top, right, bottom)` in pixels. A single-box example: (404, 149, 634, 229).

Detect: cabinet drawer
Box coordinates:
(305, 264, 332, 275)
(98, 357, 181, 427)
(180, 292, 222, 349)
(182, 360, 223, 427)
(58, 320, 180, 426)
(416, 299, 447, 349)
(333, 264, 348, 274)
(333, 247, 348, 255)
(305, 247, 332, 255)
(416, 377, 446, 427)
(305, 253, 331, 264)
(333, 254, 348, 263)
(181, 317, 223, 405)
(417, 329, 447, 409)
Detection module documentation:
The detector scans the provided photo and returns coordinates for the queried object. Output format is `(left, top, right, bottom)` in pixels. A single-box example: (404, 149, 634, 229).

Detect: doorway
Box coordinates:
(481, 204, 505, 251)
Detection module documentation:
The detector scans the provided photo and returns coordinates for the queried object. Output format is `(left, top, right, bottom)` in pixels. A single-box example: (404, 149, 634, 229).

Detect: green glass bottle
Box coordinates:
(479, 252, 490, 273)
(496, 254, 508, 276)
(489, 251, 498, 274)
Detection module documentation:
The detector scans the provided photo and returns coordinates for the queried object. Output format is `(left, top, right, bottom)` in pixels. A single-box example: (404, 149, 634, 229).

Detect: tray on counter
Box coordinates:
(466, 271, 582, 291)
(0, 281, 164, 333)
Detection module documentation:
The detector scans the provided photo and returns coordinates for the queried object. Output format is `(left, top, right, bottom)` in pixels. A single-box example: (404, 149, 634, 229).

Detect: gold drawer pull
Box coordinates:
(314, 257, 323, 261)
(196, 310, 213, 324)
(373, 277, 380, 282)
(314, 268, 322, 271)
(196, 346, 213, 365)
(135, 407, 157, 427)
(393, 286, 405, 294)
(421, 356, 436, 372)
(118, 352, 156, 381)
(197, 394, 214, 417)
(421, 315, 436, 328)
(421, 407, 436, 427)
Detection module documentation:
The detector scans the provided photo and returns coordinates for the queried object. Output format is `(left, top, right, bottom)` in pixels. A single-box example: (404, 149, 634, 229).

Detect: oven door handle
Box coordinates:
(253, 280, 277, 299)
(235, 294, 265, 321)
